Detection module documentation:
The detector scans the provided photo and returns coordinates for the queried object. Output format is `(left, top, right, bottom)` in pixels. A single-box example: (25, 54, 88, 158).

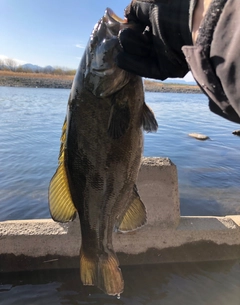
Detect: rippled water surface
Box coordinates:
(1, 86, 240, 304)
(1, 261, 240, 305)
(0, 87, 69, 220)
(0, 86, 239, 220)
(144, 92, 240, 216)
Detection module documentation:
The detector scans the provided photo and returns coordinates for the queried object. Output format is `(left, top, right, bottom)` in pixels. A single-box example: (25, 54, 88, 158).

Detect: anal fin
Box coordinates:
(118, 185, 147, 232)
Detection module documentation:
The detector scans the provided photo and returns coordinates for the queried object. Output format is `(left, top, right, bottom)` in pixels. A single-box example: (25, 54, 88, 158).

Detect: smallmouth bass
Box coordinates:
(48, 8, 158, 296)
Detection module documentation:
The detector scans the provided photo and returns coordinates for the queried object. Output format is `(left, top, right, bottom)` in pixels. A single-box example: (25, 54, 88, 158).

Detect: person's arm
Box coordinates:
(116, 1, 214, 79)
(116, 0, 194, 80)
(192, 0, 212, 43)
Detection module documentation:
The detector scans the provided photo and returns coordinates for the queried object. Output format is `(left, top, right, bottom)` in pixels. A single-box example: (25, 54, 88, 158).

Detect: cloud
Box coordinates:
(75, 44, 85, 49)
(0, 54, 8, 60)
(0, 54, 26, 66)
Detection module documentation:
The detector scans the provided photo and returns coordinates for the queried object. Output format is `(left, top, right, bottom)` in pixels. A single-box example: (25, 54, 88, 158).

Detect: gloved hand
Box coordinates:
(116, 0, 191, 80)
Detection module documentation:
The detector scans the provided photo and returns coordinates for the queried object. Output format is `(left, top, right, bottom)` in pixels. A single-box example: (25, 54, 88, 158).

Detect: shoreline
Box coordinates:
(0, 71, 201, 93)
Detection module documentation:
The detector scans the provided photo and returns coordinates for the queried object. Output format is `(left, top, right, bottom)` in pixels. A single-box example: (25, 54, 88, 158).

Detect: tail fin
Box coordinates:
(80, 249, 124, 296)
(80, 250, 97, 286)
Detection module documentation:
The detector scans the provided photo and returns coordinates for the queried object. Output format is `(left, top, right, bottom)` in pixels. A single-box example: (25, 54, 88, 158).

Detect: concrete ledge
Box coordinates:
(0, 157, 240, 272)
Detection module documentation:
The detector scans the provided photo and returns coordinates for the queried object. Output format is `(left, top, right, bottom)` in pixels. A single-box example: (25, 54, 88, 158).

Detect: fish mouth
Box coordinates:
(103, 8, 127, 37)
(104, 8, 126, 25)
(90, 8, 125, 77)
(85, 8, 132, 97)
(104, 7, 140, 31)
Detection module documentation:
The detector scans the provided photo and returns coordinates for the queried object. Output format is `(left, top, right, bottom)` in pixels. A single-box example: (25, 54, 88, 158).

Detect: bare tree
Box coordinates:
(0, 59, 4, 70)
(4, 58, 17, 71)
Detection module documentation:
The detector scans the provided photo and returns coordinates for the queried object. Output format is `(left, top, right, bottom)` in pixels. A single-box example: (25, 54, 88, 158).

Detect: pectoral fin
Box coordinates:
(107, 99, 130, 139)
(118, 185, 147, 232)
(142, 102, 158, 132)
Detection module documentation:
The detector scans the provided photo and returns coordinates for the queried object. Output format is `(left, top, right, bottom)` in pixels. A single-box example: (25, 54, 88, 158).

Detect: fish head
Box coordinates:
(84, 8, 132, 97)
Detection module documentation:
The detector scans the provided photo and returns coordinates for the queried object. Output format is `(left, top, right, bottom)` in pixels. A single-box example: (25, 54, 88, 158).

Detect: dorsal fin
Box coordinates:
(59, 117, 67, 162)
(48, 118, 77, 222)
(142, 102, 158, 132)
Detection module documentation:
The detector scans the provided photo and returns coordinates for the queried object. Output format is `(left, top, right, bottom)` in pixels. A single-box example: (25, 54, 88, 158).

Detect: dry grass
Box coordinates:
(0, 70, 74, 80)
(0, 71, 200, 92)
(144, 79, 199, 90)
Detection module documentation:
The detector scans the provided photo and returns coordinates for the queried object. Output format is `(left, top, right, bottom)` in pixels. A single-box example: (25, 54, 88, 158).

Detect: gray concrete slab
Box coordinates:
(0, 157, 240, 272)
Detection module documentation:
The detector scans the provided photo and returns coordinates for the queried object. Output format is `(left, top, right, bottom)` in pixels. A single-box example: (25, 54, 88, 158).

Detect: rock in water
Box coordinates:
(232, 130, 240, 136)
(188, 133, 209, 140)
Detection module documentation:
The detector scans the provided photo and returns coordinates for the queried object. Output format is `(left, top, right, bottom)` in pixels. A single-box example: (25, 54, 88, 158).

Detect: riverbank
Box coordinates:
(0, 71, 201, 93)
(0, 71, 73, 89)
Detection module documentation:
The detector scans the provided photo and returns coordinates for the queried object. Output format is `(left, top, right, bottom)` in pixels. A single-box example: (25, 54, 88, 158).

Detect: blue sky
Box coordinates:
(0, 0, 194, 81)
(0, 0, 130, 69)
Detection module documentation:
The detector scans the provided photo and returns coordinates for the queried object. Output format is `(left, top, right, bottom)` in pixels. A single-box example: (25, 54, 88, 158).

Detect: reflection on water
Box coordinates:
(0, 87, 240, 220)
(0, 260, 240, 305)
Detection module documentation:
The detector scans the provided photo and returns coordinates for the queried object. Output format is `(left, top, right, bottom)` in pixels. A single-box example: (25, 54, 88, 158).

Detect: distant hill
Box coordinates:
(164, 78, 197, 85)
(21, 63, 54, 73)
(0, 58, 196, 84)
(146, 78, 197, 86)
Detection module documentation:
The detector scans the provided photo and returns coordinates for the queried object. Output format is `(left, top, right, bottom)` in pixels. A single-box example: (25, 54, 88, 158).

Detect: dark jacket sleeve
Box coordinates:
(211, 0, 240, 123)
(183, 0, 240, 124)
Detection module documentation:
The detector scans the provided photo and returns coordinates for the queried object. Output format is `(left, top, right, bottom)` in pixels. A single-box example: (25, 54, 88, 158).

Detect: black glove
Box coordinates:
(116, 0, 192, 80)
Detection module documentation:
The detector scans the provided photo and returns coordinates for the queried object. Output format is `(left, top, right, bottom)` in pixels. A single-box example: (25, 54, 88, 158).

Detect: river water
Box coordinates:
(0, 86, 240, 304)
(0, 261, 240, 305)
(0, 86, 239, 220)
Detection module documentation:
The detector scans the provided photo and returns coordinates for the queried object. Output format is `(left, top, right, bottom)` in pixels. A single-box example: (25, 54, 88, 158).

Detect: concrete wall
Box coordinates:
(0, 157, 240, 272)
